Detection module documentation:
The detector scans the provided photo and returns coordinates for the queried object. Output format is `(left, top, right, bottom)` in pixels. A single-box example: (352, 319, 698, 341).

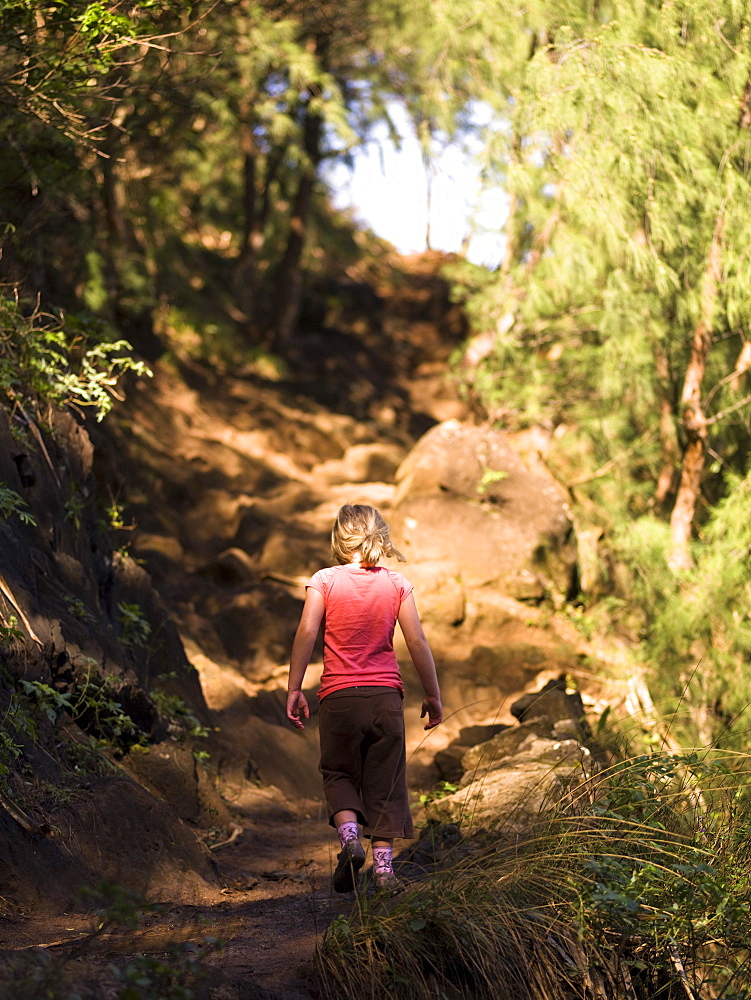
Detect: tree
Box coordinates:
(447, 0, 751, 571)
(0, 0, 187, 358)
(0, 0, 171, 142)
(432, 0, 751, 743)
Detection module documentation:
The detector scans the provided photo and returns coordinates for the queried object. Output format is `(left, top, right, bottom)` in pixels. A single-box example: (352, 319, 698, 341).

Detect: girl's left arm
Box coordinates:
(398, 592, 443, 730)
(287, 588, 325, 730)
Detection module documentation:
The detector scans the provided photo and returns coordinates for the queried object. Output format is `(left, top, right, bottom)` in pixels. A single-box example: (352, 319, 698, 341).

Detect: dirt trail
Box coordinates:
(0, 253, 613, 997)
(71, 252, 469, 998)
(2, 806, 350, 998)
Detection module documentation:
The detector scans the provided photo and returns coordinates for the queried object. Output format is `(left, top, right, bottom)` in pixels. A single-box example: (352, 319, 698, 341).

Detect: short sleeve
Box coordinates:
(392, 571, 414, 604)
(306, 569, 326, 595)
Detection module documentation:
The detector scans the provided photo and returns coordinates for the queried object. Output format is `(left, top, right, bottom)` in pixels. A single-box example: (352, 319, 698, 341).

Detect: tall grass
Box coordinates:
(317, 751, 751, 1000)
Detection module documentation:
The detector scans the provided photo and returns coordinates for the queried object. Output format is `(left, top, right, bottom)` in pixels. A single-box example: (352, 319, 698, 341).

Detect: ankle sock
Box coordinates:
(337, 821, 360, 848)
(372, 844, 393, 876)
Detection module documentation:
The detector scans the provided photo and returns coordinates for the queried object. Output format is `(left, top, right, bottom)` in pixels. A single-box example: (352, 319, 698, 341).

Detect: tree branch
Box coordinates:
(567, 429, 656, 487)
(705, 391, 751, 426)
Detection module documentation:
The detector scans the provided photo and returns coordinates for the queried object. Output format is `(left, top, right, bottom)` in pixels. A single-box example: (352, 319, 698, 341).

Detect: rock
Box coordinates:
(180, 488, 254, 550)
(459, 725, 582, 784)
(257, 528, 327, 579)
(312, 442, 405, 485)
(457, 723, 510, 745)
(132, 532, 185, 565)
(465, 644, 551, 690)
(425, 749, 589, 832)
(398, 820, 463, 870)
(131, 532, 185, 583)
(196, 547, 256, 587)
(209, 585, 304, 667)
(406, 561, 465, 626)
(510, 679, 588, 739)
(434, 723, 509, 783)
(391, 421, 575, 601)
(394, 419, 564, 509)
(426, 686, 596, 831)
(434, 744, 469, 783)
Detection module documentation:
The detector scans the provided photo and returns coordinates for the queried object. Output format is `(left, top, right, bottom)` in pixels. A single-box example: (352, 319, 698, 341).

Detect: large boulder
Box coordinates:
(424, 749, 589, 832)
(425, 723, 592, 832)
(391, 421, 575, 601)
(424, 679, 596, 831)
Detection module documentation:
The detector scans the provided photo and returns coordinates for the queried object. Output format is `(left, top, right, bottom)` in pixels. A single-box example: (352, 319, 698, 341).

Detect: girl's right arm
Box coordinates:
(287, 588, 325, 730)
(397, 593, 443, 730)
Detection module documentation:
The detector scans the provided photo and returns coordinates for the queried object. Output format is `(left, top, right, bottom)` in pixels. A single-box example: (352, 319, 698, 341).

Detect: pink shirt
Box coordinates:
(307, 564, 414, 700)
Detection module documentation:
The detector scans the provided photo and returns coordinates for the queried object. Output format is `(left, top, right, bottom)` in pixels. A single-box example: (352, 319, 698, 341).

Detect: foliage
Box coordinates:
(18, 674, 141, 749)
(117, 602, 152, 650)
(317, 751, 751, 1000)
(0, 680, 38, 788)
(64, 488, 86, 530)
(150, 690, 210, 740)
(0, 615, 23, 644)
(63, 594, 96, 622)
(0, 482, 35, 525)
(0, 718, 26, 787)
(415, 780, 459, 808)
(112, 945, 212, 1000)
(0, 296, 152, 420)
(0, 0, 461, 352)
(447, 0, 751, 471)
(476, 467, 508, 496)
(421, 0, 751, 747)
(608, 466, 751, 746)
(0, 0, 183, 141)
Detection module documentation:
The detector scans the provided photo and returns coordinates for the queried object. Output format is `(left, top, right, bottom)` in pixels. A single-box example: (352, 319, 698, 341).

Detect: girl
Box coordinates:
(286, 504, 442, 894)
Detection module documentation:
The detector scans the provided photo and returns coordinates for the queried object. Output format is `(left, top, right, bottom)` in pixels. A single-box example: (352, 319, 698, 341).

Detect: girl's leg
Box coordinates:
(371, 837, 402, 893)
(371, 837, 394, 879)
(331, 808, 365, 893)
(333, 809, 360, 849)
(360, 692, 414, 841)
(319, 696, 368, 826)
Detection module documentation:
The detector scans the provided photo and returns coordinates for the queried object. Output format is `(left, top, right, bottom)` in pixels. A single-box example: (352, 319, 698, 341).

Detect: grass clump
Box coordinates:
(317, 751, 751, 1000)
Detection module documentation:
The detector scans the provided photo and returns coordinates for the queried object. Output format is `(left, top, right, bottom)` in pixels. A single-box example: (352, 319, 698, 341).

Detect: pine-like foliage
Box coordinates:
(442, 0, 751, 744)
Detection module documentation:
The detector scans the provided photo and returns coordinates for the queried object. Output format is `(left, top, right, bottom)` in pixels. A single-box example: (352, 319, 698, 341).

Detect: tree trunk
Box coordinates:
(668, 212, 724, 571)
(240, 138, 258, 256)
(272, 102, 322, 347)
(101, 123, 133, 257)
(233, 124, 262, 320)
(653, 341, 679, 508)
(499, 132, 521, 280)
(100, 119, 162, 361)
(258, 146, 282, 240)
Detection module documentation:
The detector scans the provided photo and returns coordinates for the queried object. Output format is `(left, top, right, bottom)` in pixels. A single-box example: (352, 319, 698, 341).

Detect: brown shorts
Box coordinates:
(318, 686, 414, 840)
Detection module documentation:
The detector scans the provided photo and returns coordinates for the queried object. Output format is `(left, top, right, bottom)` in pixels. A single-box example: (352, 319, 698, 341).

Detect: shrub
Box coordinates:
(317, 751, 751, 1000)
(0, 295, 151, 421)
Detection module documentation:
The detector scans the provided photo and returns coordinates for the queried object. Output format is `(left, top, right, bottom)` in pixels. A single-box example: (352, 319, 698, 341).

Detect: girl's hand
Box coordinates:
(421, 696, 443, 730)
(287, 690, 310, 730)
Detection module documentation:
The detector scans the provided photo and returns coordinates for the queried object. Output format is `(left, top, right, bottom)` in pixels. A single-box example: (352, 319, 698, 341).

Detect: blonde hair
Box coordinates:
(331, 504, 406, 566)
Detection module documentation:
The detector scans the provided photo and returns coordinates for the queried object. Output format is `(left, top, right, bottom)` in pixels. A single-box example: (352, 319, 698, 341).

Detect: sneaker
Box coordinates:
(373, 870, 405, 896)
(332, 840, 366, 893)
